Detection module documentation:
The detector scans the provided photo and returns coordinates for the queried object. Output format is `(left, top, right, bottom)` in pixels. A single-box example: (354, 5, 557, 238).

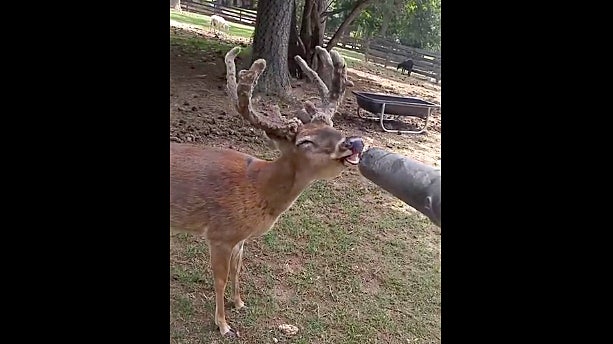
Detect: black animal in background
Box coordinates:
(397, 59, 414, 76)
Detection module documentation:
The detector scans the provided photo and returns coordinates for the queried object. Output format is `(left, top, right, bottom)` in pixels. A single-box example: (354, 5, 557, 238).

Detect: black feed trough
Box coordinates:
(352, 91, 440, 134)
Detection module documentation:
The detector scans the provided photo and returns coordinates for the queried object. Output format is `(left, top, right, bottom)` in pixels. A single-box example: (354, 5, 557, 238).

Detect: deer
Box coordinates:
(210, 14, 230, 34)
(170, 46, 365, 338)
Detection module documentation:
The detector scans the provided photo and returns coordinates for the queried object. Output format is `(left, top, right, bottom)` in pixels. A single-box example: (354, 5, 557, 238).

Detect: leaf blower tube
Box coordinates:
(358, 147, 441, 227)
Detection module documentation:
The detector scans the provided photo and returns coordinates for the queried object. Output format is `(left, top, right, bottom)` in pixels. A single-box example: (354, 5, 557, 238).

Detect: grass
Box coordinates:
(171, 9, 255, 39)
(170, 8, 441, 84)
(170, 179, 441, 343)
(170, 9, 368, 64)
(170, 10, 439, 86)
(170, 30, 252, 62)
(170, 26, 441, 344)
(334, 46, 366, 61)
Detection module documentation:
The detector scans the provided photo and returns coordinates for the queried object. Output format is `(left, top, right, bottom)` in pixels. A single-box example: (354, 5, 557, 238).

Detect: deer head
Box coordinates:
(224, 46, 363, 180)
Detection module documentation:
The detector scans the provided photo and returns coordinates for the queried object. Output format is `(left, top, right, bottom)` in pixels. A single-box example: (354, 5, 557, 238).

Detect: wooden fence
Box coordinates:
(180, 0, 257, 26)
(366, 37, 440, 82)
(324, 35, 441, 82)
(176, 3, 440, 82)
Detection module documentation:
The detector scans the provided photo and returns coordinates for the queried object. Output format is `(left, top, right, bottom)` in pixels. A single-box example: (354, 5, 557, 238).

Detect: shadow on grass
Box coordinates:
(170, 27, 252, 63)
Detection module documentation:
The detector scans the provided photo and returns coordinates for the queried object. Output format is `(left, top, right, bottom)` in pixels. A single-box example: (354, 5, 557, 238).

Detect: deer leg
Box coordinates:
(209, 242, 239, 337)
(229, 240, 246, 309)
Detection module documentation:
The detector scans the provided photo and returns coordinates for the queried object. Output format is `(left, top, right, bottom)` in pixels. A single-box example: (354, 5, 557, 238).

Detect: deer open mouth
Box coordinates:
(341, 137, 364, 165)
(343, 152, 361, 165)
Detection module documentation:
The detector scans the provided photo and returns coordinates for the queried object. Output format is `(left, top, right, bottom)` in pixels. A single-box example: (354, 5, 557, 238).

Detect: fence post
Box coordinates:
(364, 36, 371, 62)
(384, 40, 390, 68)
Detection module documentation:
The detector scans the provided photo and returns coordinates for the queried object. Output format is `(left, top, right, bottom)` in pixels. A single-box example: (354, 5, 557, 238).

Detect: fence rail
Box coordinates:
(180, 0, 257, 26)
(176, 3, 440, 81)
(324, 35, 441, 82)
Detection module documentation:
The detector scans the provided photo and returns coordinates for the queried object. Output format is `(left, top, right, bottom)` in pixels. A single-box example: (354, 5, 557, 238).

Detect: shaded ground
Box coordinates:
(170, 18, 441, 344)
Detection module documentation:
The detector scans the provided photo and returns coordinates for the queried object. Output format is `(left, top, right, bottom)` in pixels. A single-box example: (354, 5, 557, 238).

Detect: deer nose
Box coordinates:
(343, 137, 364, 153)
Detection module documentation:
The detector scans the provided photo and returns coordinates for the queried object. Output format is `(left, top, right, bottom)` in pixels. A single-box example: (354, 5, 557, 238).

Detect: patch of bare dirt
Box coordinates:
(360, 273, 382, 295)
(273, 284, 294, 303)
(170, 37, 265, 152)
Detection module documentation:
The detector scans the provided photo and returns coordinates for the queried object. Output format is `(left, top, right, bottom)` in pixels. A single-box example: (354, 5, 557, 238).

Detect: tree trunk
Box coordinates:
(170, 0, 181, 10)
(379, 19, 390, 37)
(363, 34, 372, 62)
(326, 0, 375, 51)
(288, 0, 305, 78)
(299, 0, 315, 65)
(298, 0, 329, 67)
(379, 0, 403, 38)
(317, 0, 330, 44)
(313, 0, 330, 84)
(251, 0, 293, 96)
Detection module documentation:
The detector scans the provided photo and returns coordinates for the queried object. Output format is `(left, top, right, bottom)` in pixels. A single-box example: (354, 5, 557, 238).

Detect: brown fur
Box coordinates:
(170, 122, 355, 337)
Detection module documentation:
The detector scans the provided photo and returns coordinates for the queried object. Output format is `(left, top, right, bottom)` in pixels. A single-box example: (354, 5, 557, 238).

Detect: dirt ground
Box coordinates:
(170, 24, 441, 167)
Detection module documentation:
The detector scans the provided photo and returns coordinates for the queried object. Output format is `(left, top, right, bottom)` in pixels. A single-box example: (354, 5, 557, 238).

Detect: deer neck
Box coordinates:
(255, 154, 315, 217)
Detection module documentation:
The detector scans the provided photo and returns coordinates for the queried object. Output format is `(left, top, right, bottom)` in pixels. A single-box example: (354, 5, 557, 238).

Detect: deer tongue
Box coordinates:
(343, 137, 364, 165)
(345, 153, 360, 165)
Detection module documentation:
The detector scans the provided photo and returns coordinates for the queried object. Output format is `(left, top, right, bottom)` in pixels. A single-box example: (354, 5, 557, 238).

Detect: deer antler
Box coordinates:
(294, 46, 353, 126)
(224, 46, 352, 137)
(225, 47, 303, 141)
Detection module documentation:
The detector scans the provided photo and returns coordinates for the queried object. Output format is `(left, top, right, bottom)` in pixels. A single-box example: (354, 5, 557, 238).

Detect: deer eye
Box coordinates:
(297, 140, 315, 148)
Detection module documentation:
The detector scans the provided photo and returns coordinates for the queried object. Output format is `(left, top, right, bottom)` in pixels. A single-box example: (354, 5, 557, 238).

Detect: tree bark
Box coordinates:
(297, 0, 329, 68)
(299, 0, 315, 65)
(312, 0, 330, 84)
(379, 0, 403, 38)
(325, 0, 375, 51)
(251, 0, 293, 96)
(317, 0, 329, 44)
(379, 18, 390, 37)
(363, 34, 372, 62)
(288, 0, 305, 78)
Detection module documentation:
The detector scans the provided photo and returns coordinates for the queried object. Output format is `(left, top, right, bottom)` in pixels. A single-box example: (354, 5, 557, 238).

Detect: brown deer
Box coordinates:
(170, 46, 364, 338)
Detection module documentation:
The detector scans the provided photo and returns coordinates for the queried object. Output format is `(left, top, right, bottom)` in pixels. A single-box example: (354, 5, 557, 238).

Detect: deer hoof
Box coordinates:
(233, 300, 246, 310)
(223, 327, 240, 338)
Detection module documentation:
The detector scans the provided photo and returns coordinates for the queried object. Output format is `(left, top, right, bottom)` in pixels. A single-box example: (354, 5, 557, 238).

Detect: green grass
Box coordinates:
(169, 28, 441, 344)
(170, 32, 252, 62)
(170, 179, 441, 343)
(170, 9, 369, 65)
(171, 9, 255, 39)
(334, 46, 366, 61)
(170, 7, 439, 85)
